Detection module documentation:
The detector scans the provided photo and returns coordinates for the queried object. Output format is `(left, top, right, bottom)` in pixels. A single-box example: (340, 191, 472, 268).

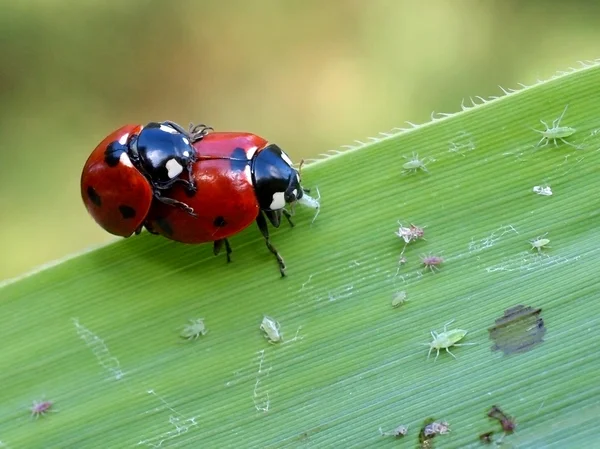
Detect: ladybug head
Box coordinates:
(252, 144, 306, 211)
(128, 121, 197, 189)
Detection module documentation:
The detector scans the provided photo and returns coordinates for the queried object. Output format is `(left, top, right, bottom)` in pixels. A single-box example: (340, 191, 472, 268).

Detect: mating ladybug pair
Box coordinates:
(81, 121, 320, 277)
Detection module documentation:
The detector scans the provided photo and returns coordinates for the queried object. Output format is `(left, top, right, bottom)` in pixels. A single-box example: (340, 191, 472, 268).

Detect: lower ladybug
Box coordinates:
(145, 127, 320, 277)
(81, 121, 211, 237)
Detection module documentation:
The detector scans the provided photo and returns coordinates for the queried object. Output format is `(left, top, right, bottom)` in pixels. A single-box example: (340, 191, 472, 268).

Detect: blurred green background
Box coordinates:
(1, 0, 599, 281)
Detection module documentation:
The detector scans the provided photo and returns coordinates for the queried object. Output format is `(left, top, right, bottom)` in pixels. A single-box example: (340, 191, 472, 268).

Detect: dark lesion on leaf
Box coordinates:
(488, 305, 546, 355)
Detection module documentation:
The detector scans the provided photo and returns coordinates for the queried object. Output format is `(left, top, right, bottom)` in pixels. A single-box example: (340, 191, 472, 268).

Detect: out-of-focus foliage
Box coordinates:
(1, 0, 599, 280)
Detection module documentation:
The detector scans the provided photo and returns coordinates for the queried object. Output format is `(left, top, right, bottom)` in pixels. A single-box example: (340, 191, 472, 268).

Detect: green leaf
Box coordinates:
(3, 61, 600, 448)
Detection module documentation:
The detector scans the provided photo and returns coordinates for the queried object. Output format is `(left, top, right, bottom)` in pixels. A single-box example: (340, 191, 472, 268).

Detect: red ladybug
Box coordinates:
(145, 127, 320, 277)
(81, 122, 211, 237)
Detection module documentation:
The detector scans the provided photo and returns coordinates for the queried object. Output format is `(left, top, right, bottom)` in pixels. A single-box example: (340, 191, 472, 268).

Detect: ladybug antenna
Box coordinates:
(188, 123, 214, 142)
(298, 159, 305, 181)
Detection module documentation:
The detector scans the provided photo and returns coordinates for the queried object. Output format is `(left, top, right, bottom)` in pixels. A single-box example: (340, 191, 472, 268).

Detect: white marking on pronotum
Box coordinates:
(270, 192, 286, 210)
(533, 185, 553, 196)
(118, 133, 130, 146)
(119, 152, 133, 168)
(182, 149, 190, 156)
(72, 318, 125, 380)
(297, 187, 321, 224)
(166, 159, 183, 179)
(280, 151, 294, 167)
(245, 146, 259, 160)
(243, 165, 252, 184)
(159, 124, 178, 134)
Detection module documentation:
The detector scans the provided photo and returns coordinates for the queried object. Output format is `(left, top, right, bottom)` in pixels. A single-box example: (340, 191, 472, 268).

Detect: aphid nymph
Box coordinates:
(180, 318, 208, 340)
(379, 424, 409, 438)
(30, 399, 54, 419)
(423, 319, 475, 361)
(260, 315, 282, 343)
(392, 291, 408, 308)
(402, 153, 430, 175)
(534, 105, 577, 148)
(421, 254, 444, 272)
(529, 233, 550, 253)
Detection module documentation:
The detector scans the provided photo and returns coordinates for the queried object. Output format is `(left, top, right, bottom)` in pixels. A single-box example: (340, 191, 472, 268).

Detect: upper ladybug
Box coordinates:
(81, 121, 210, 237)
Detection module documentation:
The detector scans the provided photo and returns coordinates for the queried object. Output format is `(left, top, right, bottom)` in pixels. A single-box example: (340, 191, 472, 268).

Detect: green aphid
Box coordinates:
(423, 319, 475, 361)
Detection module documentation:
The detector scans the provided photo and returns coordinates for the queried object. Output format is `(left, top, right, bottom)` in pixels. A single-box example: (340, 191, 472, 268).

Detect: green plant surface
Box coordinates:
(2, 61, 600, 449)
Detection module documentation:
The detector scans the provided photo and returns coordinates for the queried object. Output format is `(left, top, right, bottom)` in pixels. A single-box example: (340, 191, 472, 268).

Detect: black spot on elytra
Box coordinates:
(213, 216, 227, 227)
(118, 205, 136, 219)
(86, 186, 102, 207)
(104, 141, 127, 167)
(155, 217, 173, 236)
(230, 147, 250, 171)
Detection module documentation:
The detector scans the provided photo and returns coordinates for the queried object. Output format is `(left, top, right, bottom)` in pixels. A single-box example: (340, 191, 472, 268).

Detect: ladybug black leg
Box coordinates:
(154, 191, 198, 217)
(282, 209, 295, 228)
(188, 123, 214, 142)
(213, 239, 232, 263)
(171, 176, 197, 194)
(264, 210, 281, 228)
(160, 121, 189, 135)
(256, 212, 286, 277)
(143, 221, 160, 235)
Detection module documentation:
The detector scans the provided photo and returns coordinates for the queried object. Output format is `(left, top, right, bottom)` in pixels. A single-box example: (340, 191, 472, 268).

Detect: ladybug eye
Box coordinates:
(284, 189, 298, 203)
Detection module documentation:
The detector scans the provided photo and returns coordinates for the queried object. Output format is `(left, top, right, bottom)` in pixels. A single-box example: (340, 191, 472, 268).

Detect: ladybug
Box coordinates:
(145, 127, 320, 277)
(81, 121, 211, 237)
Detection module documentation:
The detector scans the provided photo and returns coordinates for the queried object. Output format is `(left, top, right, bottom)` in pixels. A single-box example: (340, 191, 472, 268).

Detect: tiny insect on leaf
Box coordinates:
(532, 185, 553, 196)
(180, 318, 208, 340)
(533, 104, 578, 148)
(421, 254, 444, 273)
(30, 400, 54, 419)
(423, 319, 476, 361)
(392, 291, 408, 308)
(529, 233, 551, 253)
(401, 153, 431, 175)
(395, 222, 426, 244)
(260, 315, 282, 343)
(379, 424, 408, 438)
(423, 420, 451, 436)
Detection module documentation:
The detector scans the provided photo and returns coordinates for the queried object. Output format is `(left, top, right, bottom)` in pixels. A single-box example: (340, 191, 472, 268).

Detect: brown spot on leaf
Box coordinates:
(489, 305, 545, 355)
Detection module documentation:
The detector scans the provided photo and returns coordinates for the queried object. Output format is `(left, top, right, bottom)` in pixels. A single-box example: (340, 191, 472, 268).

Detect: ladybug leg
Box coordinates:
(264, 210, 281, 228)
(153, 191, 198, 217)
(282, 209, 295, 228)
(143, 221, 160, 235)
(213, 239, 233, 263)
(188, 123, 214, 142)
(160, 121, 189, 135)
(256, 212, 286, 277)
(171, 176, 197, 194)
